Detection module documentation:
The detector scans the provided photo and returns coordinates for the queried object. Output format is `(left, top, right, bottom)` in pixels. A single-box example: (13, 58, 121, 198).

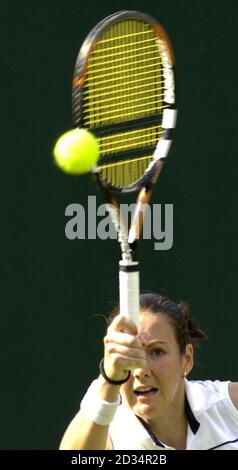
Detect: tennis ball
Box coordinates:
(53, 128, 100, 175)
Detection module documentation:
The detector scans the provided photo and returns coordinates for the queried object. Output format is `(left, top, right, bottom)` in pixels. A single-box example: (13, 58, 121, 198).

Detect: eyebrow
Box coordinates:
(144, 340, 168, 347)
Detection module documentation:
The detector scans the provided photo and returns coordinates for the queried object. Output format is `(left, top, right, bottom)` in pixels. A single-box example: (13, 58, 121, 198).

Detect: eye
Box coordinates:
(149, 348, 165, 358)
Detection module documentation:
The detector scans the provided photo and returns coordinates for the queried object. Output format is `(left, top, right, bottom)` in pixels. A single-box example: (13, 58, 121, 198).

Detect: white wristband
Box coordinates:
(80, 379, 120, 426)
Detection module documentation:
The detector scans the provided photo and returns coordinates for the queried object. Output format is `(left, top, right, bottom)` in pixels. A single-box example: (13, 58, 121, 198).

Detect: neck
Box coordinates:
(151, 409, 188, 450)
(145, 387, 188, 450)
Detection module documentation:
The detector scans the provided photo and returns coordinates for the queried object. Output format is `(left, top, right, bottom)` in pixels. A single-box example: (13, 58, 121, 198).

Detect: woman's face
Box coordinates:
(120, 310, 193, 422)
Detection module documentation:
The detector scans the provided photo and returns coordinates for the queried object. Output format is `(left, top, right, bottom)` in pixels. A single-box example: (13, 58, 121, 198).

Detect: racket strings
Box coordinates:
(90, 29, 159, 45)
(84, 68, 163, 93)
(98, 125, 163, 187)
(84, 101, 166, 123)
(100, 125, 163, 155)
(83, 73, 164, 98)
(84, 88, 164, 111)
(83, 19, 164, 127)
(99, 155, 153, 188)
(87, 52, 162, 75)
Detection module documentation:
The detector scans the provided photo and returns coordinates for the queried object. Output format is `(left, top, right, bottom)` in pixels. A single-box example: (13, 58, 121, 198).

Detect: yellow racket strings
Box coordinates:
(84, 19, 165, 187)
(85, 21, 164, 126)
(99, 125, 163, 187)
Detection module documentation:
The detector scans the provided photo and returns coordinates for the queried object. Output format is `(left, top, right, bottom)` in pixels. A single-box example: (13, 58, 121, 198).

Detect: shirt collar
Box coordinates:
(184, 392, 200, 434)
(184, 379, 224, 416)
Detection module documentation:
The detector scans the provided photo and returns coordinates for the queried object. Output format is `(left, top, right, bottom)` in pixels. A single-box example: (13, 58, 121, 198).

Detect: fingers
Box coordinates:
(103, 315, 146, 379)
(108, 314, 138, 335)
(104, 331, 141, 349)
(106, 353, 147, 372)
(105, 342, 146, 361)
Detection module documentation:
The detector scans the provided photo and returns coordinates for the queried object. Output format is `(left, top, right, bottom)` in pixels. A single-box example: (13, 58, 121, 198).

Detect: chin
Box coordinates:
(133, 403, 158, 420)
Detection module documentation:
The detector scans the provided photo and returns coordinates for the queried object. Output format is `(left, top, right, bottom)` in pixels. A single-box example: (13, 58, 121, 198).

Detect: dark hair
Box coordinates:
(108, 292, 207, 355)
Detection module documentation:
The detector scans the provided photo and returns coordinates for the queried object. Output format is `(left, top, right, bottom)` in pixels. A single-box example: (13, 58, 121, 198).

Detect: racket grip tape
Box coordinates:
(119, 262, 139, 327)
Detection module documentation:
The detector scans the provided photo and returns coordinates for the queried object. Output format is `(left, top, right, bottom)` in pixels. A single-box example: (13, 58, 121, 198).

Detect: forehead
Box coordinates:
(138, 310, 176, 345)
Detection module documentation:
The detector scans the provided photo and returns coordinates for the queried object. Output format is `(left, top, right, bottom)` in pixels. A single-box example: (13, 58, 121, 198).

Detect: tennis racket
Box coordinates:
(72, 10, 176, 326)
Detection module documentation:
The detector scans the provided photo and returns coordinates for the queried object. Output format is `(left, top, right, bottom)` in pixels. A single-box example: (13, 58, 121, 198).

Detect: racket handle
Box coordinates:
(119, 262, 139, 328)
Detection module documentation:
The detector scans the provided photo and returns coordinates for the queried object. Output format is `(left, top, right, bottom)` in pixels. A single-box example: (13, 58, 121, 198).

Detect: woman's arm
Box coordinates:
(59, 376, 119, 450)
(59, 315, 145, 450)
(59, 413, 113, 450)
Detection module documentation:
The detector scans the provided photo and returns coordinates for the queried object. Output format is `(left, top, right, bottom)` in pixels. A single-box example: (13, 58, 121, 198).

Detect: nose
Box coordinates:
(132, 366, 151, 380)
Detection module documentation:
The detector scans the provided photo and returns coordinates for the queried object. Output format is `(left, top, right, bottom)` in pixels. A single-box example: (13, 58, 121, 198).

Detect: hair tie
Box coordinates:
(99, 359, 131, 385)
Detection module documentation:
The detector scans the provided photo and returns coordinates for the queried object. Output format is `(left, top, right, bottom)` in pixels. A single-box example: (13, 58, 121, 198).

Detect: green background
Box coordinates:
(1, 0, 237, 449)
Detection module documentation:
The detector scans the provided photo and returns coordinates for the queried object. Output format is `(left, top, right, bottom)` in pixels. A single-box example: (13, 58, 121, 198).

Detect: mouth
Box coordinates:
(134, 387, 158, 398)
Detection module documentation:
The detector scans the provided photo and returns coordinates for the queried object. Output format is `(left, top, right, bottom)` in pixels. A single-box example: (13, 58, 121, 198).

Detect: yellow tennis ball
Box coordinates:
(53, 128, 100, 174)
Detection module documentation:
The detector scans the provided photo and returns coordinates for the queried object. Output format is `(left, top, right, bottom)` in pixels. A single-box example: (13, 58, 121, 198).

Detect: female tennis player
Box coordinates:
(59, 293, 238, 450)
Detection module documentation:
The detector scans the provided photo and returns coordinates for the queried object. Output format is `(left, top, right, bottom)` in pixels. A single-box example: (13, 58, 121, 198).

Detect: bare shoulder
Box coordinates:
(228, 382, 238, 409)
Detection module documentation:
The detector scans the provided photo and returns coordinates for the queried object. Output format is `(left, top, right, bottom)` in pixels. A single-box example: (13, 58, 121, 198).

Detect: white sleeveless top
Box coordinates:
(109, 380, 238, 450)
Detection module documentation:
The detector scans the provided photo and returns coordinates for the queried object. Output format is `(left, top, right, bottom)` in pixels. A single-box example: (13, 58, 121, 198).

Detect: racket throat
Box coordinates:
(120, 241, 133, 263)
(119, 229, 137, 260)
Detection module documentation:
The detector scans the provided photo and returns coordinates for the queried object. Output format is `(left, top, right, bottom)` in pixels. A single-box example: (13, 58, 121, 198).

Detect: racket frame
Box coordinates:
(72, 11, 176, 326)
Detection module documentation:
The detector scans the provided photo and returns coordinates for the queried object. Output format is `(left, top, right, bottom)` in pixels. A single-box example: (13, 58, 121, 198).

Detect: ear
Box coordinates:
(182, 343, 194, 376)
